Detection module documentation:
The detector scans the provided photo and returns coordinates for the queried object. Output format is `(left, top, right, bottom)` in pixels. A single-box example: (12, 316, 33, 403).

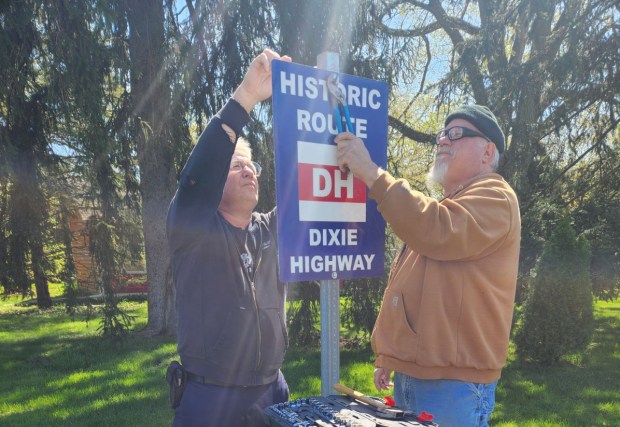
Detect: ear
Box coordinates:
(482, 142, 496, 164)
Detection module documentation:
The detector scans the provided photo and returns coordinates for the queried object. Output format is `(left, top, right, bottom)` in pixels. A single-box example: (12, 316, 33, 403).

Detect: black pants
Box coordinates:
(172, 371, 289, 427)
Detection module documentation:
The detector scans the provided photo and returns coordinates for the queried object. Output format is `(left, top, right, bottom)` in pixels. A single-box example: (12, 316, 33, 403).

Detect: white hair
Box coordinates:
(482, 139, 501, 171)
(490, 146, 500, 171)
(235, 137, 253, 159)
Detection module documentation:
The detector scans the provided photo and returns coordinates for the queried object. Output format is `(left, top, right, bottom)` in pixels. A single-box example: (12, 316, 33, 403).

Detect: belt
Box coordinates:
(186, 372, 250, 388)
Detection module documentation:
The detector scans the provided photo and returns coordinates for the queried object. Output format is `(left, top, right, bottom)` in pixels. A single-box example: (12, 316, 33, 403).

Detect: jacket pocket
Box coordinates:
(372, 290, 419, 362)
(259, 308, 288, 371)
(207, 307, 258, 368)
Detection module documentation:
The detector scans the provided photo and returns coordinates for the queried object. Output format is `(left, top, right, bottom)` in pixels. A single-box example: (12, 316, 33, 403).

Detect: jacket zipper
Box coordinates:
(252, 230, 263, 370)
(251, 280, 261, 369)
(230, 221, 264, 372)
(249, 227, 263, 371)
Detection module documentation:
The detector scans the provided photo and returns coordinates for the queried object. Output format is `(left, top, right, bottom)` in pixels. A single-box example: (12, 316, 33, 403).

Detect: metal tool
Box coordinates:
(334, 383, 405, 419)
(327, 73, 354, 133)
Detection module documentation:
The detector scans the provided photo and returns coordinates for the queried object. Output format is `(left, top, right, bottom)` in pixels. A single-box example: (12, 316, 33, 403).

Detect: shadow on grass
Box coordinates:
(3, 300, 618, 426)
(494, 308, 620, 426)
(0, 306, 177, 427)
(4, 332, 374, 426)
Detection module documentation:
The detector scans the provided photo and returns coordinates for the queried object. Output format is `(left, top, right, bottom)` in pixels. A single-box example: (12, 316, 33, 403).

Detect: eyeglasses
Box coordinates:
(229, 158, 262, 177)
(436, 126, 489, 144)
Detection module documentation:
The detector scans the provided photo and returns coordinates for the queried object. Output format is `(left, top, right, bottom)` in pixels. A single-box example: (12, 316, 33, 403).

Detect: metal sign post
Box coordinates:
(317, 51, 341, 397)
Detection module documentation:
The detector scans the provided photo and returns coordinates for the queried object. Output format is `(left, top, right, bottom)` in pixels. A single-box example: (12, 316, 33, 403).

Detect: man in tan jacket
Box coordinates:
(335, 105, 521, 427)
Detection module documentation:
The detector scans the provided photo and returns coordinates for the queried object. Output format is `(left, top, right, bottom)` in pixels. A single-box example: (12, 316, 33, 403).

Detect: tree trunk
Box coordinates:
(32, 241, 52, 309)
(9, 104, 53, 308)
(127, 0, 178, 336)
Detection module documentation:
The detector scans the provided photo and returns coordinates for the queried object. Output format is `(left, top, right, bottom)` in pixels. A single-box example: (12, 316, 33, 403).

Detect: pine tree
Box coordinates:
(516, 218, 593, 364)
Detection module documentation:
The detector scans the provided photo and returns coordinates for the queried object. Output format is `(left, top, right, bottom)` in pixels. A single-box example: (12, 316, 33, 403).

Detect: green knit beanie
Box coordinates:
(445, 105, 505, 153)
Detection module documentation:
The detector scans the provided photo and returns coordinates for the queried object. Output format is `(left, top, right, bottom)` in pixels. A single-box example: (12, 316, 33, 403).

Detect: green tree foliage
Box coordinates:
(0, 1, 62, 308)
(369, 0, 620, 302)
(0, 0, 144, 333)
(125, 0, 180, 336)
(1, 0, 618, 340)
(43, 0, 144, 337)
(341, 277, 384, 337)
(515, 218, 594, 365)
(287, 282, 321, 347)
(570, 138, 620, 300)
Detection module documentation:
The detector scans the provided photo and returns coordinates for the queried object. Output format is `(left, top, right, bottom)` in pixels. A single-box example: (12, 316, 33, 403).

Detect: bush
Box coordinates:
(515, 218, 594, 365)
(287, 281, 320, 346)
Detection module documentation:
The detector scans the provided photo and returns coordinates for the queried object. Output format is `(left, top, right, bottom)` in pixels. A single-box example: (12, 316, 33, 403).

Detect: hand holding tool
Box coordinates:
(327, 73, 354, 133)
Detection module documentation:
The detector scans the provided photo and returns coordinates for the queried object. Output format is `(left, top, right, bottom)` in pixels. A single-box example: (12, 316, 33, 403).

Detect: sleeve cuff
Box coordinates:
(368, 170, 395, 202)
(217, 98, 251, 137)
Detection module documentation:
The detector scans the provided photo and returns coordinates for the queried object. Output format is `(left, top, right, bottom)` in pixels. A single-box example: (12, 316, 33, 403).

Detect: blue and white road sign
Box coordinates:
(272, 60, 388, 282)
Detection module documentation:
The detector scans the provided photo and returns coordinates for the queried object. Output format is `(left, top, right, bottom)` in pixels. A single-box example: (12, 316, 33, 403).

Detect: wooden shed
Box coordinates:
(68, 209, 148, 294)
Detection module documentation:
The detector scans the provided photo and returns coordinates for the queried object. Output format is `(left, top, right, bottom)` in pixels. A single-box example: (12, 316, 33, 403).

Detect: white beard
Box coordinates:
(426, 159, 448, 188)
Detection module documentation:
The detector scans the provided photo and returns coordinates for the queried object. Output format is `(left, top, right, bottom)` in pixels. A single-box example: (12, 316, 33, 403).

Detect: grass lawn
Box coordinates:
(1, 292, 618, 426)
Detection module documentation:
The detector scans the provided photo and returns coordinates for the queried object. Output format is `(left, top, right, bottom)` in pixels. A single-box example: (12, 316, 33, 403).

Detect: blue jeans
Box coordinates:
(393, 372, 497, 427)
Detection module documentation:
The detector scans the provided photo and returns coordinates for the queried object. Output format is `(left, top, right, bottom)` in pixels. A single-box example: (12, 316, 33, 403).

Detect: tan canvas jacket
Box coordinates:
(370, 172, 521, 383)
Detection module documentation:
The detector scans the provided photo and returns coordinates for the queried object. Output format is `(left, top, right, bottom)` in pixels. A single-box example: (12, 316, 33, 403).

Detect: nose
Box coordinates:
(436, 133, 451, 146)
(241, 164, 256, 177)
